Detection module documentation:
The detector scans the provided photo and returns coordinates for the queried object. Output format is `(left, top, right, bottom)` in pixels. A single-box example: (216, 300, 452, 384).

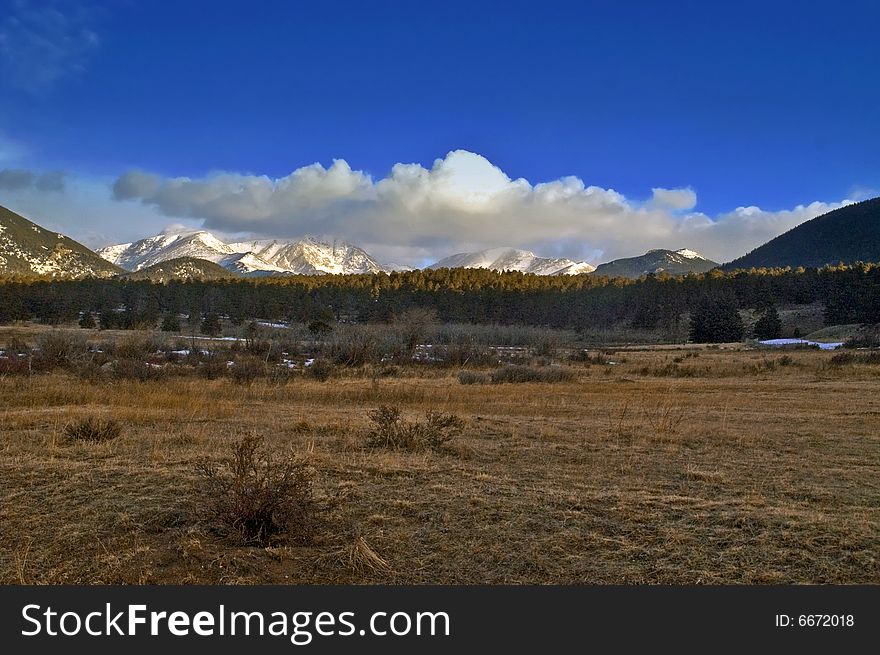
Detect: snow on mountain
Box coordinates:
(99, 231, 393, 276)
(674, 248, 703, 260)
(0, 204, 120, 278)
(97, 231, 240, 271)
(226, 236, 385, 275)
(429, 247, 595, 275)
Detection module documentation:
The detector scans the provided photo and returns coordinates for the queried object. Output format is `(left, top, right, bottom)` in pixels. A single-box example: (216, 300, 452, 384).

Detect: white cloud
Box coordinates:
(650, 187, 697, 211)
(109, 149, 853, 265)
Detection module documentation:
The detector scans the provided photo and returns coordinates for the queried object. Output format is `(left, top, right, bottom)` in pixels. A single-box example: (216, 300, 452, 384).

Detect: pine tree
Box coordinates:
(689, 295, 744, 343)
(78, 312, 96, 329)
(200, 313, 222, 337)
(161, 314, 181, 332)
(753, 305, 782, 340)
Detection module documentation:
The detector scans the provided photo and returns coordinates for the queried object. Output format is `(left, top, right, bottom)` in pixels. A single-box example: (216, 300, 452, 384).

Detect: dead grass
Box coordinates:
(0, 337, 878, 584)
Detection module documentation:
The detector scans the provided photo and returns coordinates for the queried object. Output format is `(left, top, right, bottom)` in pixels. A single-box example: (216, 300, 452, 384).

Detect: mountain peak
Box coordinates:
(429, 246, 594, 275)
(592, 247, 718, 279)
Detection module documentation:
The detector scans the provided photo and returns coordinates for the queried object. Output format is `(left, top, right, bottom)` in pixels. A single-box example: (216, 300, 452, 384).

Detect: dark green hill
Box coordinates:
(122, 257, 240, 282)
(723, 197, 880, 270)
(592, 248, 718, 279)
(0, 204, 121, 277)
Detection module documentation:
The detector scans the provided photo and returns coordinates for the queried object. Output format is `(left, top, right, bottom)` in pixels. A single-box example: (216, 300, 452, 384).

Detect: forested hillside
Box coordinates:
(723, 197, 880, 270)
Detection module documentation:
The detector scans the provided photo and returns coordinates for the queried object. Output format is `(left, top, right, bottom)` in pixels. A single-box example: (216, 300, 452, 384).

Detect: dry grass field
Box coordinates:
(0, 326, 878, 585)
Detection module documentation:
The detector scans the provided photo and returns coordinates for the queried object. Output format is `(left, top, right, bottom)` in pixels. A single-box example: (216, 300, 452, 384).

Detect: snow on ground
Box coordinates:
(759, 338, 844, 350)
(257, 321, 289, 329)
(189, 336, 246, 342)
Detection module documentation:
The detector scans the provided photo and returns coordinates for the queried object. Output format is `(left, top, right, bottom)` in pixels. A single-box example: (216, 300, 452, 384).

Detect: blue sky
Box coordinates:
(0, 0, 877, 265)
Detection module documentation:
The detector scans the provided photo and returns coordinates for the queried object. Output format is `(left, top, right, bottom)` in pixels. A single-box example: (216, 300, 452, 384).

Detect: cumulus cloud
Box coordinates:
(0, 0, 100, 92)
(0, 168, 65, 191)
(650, 187, 697, 211)
(110, 149, 853, 265)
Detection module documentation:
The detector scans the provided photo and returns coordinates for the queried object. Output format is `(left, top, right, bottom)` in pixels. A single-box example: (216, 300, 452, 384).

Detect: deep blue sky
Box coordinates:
(0, 0, 878, 256)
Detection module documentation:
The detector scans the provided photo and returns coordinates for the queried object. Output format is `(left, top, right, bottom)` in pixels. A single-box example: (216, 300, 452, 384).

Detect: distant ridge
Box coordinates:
(723, 198, 880, 270)
(122, 257, 239, 282)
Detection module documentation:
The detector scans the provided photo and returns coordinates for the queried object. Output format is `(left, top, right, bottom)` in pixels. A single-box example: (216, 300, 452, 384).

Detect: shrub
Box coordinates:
(829, 352, 880, 366)
(112, 358, 166, 381)
(78, 312, 97, 329)
(62, 417, 122, 444)
(419, 411, 465, 451)
(161, 314, 181, 332)
(365, 405, 464, 452)
(307, 358, 334, 382)
(843, 334, 880, 349)
(230, 356, 266, 385)
(327, 331, 382, 366)
(35, 331, 89, 369)
(198, 356, 229, 379)
(489, 364, 577, 384)
(197, 436, 315, 545)
(106, 333, 164, 359)
(365, 405, 415, 450)
(569, 350, 609, 365)
(457, 370, 489, 385)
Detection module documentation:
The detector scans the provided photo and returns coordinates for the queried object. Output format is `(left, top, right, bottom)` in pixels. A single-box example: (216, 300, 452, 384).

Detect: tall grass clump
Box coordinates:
(61, 417, 122, 444)
(489, 364, 577, 384)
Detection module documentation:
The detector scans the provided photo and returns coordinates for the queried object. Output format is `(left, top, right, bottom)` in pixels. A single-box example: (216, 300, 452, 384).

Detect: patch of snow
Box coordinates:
(759, 338, 844, 351)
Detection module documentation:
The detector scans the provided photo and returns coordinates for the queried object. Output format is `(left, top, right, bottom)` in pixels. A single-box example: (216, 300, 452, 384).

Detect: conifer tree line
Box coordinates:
(0, 262, 878, 330)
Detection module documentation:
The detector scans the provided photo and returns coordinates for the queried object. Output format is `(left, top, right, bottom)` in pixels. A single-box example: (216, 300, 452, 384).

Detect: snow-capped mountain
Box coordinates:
(0, 204, 121, 278)
(428, 247, 596, 275)
(227, 236, 386, 275)
(98, 231, 392, 276)
(591, 248, 718, 279)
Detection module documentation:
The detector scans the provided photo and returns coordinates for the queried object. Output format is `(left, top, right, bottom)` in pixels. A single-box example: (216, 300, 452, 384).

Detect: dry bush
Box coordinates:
(445, 340, 494, 366)
(569, 350, 609, 365)
(229, 357, 267, 385)
(61, 417, 122, 444)
(35, 331, 89, 369)
(307, 359, 334, 382)
(327, 330, 383, 366)
(489, 364, 577, 384)
(457, 370, 490, 385)
(0, 355, 31, 376)
(365, 405, 464, 452)
(638, 362, 697, 378)
(112, 358, 166, 381)
(829, 351, 880, 366)
(198, 357, 229, 379)
(197, 436, 315, 546)
(105, 333, 164, 359)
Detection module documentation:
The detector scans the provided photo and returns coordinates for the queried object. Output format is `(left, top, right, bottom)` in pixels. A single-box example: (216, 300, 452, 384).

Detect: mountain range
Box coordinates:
(4, 198, 878, 280)
(97, 231, 391, 276)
